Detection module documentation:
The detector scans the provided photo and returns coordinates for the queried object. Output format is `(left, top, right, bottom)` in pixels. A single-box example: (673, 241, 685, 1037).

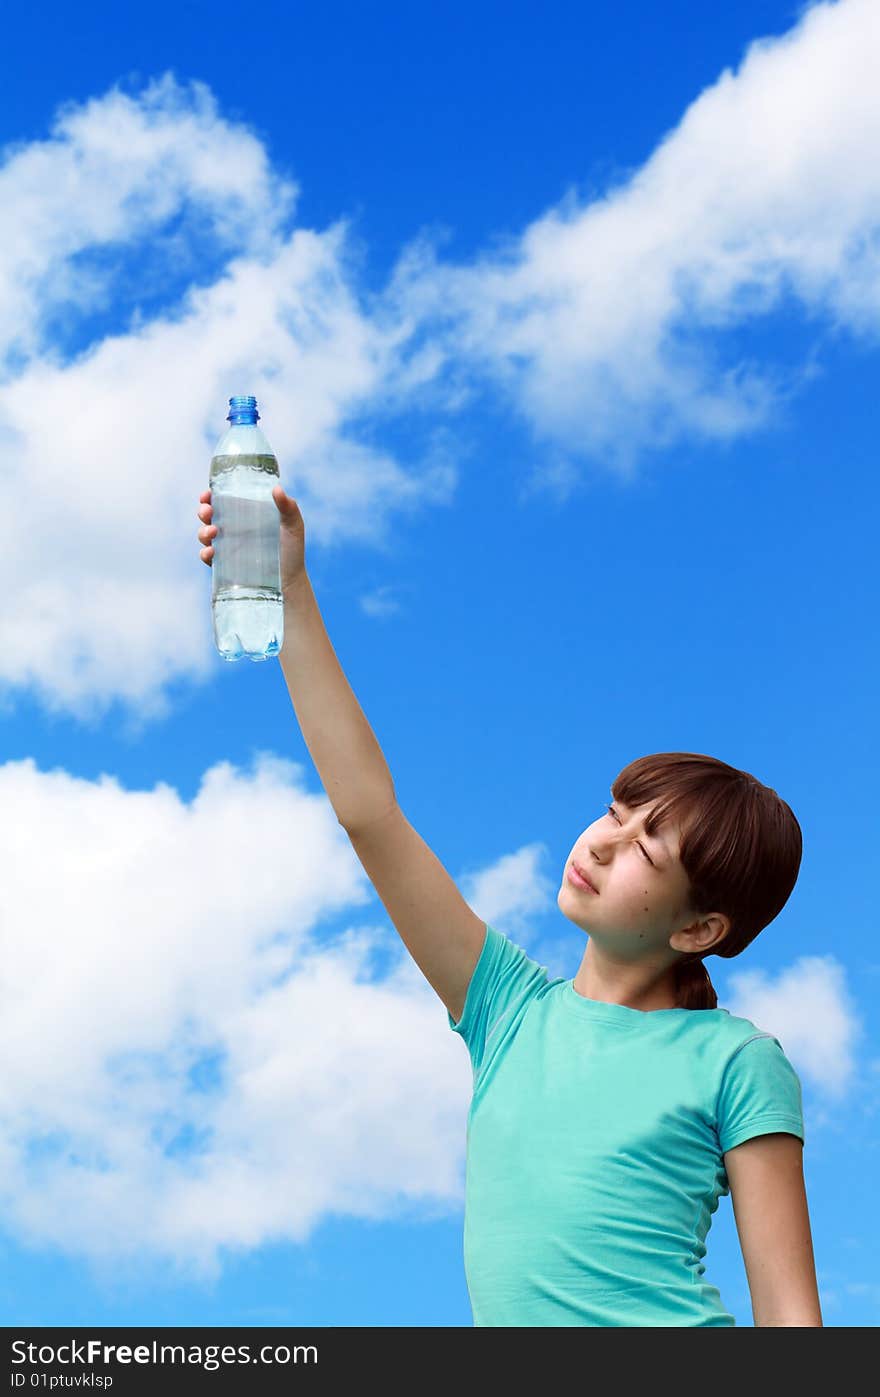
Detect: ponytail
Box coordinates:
(674, 953, 718, 1010)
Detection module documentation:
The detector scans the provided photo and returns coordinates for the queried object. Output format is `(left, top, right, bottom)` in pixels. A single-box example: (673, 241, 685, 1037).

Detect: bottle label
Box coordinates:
(209, 454, 281, 594)
(212, 492, 281, 592)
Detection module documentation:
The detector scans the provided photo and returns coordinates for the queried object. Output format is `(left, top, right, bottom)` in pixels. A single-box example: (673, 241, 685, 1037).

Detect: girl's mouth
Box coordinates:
(567, 864, 598, 893)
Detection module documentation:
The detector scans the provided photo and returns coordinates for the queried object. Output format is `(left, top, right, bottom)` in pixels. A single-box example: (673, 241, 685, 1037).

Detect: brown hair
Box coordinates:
(611, 752, 803, 1011)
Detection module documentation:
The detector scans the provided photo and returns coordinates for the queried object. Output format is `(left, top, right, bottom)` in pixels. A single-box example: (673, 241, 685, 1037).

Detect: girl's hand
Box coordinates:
(196, 484, 307, 595)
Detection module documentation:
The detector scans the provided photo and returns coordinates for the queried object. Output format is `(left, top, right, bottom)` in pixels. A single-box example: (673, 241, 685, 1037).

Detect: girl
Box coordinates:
(197, 487, 822, 1327)
(449, 751, 822, 1326)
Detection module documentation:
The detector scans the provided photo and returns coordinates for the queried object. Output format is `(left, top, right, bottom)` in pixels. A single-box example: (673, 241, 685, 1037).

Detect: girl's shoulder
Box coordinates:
(688, 1005, 785, 1060)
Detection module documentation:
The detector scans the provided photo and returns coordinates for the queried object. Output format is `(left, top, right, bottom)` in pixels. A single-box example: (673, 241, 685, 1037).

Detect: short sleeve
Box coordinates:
(448, 923, 550, 1079)
(717, 1033, 805, 1154)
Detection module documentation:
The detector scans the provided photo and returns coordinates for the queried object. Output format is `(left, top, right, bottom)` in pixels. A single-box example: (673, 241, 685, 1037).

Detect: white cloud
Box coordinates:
(720, 953, 862, 1097)
(3, 4, 880, 720)
(0, 76, 455, 726)
(0, 756, 865, 1275)
(385, 0, 880, 485)
(460, 841, 557, 943)
(0, 73, 294, 365)
(358, 585, 402, 619)
(0, 755, 475, 1278)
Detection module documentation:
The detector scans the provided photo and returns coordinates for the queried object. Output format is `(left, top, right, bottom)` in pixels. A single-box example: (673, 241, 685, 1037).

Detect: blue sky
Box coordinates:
(0, 0, 877, 1327)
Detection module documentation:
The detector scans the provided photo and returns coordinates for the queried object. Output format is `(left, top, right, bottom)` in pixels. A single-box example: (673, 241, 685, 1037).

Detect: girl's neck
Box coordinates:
(573, 942, 679, 1012)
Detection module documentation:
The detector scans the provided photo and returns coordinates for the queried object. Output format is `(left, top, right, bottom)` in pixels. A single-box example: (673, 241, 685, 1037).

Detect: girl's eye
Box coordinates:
(605, 804, 654, 865)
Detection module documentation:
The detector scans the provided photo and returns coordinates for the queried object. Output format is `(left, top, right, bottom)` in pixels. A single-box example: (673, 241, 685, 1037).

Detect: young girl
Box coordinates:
(197, 486, 822, 1328)
(449, 752, 822, 1326)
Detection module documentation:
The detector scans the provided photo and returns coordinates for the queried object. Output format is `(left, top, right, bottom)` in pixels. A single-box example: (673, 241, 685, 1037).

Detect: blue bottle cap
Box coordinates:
(227, 395, 260, 425)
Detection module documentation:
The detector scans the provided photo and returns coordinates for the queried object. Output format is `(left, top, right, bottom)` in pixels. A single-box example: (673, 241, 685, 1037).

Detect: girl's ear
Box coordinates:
(670, 913, 730, 956)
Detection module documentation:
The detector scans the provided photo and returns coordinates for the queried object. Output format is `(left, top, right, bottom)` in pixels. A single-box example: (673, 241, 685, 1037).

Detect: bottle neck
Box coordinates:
(226, 395, 260, 426)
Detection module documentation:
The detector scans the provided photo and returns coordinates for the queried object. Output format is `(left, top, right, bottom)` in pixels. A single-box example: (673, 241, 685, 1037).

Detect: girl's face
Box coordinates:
(558, 797, 699, 958)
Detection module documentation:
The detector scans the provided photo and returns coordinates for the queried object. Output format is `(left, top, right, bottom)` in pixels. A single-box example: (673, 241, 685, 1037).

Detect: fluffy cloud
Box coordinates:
(0, 757, 858, 1273)
(0, 755, 472, 1276)
(385, 0, 880, 482)
(3, 3, 880, 719)
(0, 73, 293, 365)
(0, 75, 454, 724)
(721, 953, 861, 1097)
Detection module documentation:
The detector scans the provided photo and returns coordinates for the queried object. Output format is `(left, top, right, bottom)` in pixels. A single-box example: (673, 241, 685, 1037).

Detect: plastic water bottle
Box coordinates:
(210, 395, 284, 662)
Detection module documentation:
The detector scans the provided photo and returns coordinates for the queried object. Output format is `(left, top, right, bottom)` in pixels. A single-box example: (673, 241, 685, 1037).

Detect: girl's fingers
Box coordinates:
(199, 491, 214, 563)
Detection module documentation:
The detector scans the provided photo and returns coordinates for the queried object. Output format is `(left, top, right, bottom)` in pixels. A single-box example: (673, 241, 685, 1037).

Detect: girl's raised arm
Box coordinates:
(198, 489, 487, 1024)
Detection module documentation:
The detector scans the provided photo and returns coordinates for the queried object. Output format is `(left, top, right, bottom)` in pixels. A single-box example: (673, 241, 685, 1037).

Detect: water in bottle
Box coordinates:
(209, 395, 284, 662)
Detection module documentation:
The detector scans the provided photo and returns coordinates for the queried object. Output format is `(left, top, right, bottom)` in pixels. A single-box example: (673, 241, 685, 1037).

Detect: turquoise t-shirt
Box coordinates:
(448, 924, 805, 1327)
